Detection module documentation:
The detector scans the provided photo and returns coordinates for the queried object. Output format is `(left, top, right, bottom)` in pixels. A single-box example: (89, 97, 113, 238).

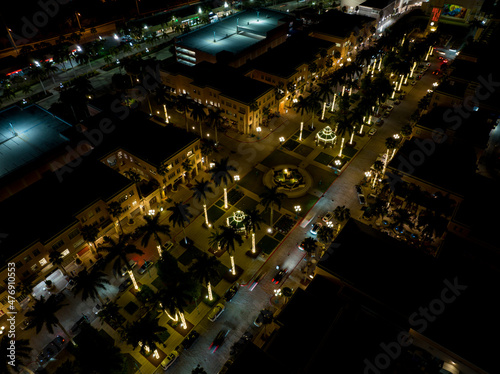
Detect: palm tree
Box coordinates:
(73, 269, 110, 305)
(191, 178, 213, 227)
(80, 223, 99, 254)
(200, 138, 218, 170)
(123, 312, 167, 354)
(135, 212, 171, 257)
(210, 225, 243, 275)
(107, 201, 125, 235)
(392, 208, 414, 231)
(124, 169, 143, 200)
(206, 107, 225, 145)
(242, 208, 265, 253)
(181, 158, 194, 181)
(49, 250, 69, 276)
(335, 116, 353, 157)
(175, 94, 192, 132)
(0, 336, 31, 374)
(43, 60, 59, 84)
(317, 82, 334, 121)
(156, 275, 192, 329)
(417, 211, 448, 241)
(97, 301, 122, 326)
(25, 295, 75, 345)
(301, 237, 317, 258)
(293, 95, 309, 141)
(209, 157, 236, 210)
(305, 92, 322, 130)
(190, 101, 207, 137)
(259, 186, 286, 232)
(383, 136, 398, 175)
(28, 66, 47, 95)
(333, 205, 350, 233)
(98, 235, 144, 290)
(167, 202, 192, 244)
(189, 253, 220, 301)
(317, 225, 334, 246)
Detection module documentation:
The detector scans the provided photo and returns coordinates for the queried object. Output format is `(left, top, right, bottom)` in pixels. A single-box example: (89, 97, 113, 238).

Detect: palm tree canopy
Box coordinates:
(135, 212, 171, 248)
(259, 186, 286, 212)
(73, 269, 110, 302)
(191, 178, 213, 203)
(333, 205, 351, 222)
(98, 235, 144, 277)
(302, 237, 317, 255)
(25, 295, 67, 334)
(242, 208, 265, 233)
(123, 312, 166, 352)
(167, 202, 192, 229)
(214, 225, 243, 255)
(188, 252, 220, 285)
(209, 157, 236, 187)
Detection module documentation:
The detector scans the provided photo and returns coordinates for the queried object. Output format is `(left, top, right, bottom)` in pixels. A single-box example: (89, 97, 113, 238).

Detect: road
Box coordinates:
(17, 28, 446, 374)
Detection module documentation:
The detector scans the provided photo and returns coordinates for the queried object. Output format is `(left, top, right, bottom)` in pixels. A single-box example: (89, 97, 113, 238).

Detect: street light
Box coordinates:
(279, 136, 285, 143)
(294, 205, 301, 219)
(75, 12, 81, 29)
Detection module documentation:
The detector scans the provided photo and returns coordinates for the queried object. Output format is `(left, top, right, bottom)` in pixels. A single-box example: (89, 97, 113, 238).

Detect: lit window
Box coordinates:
(61, 249, 70, 257)
(39, 258, 48, 266)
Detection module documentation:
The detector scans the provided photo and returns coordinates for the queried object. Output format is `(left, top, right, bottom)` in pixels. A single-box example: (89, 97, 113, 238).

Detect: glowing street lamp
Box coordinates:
(279, 136, 285, 143)
(294, 205, 301, 219)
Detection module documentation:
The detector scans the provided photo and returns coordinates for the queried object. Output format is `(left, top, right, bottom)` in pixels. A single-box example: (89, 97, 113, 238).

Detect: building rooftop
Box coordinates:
(0, 105, 72, 180)
(309, 10, 374, 38)
(85, 111, 199, 167)
(246, 33, 334, 79)
(162, 60, 274, 104)
(175, 8, 288, 57)
(359, 0, 395, 9)
(388, 138, 477, 196)
(0, 160, 132, 264)
(318, 220, 500, 373)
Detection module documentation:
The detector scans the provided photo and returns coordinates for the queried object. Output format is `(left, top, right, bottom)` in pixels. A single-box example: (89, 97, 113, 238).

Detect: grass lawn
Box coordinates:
(305, 164, 337, 192)
(123, 301, 139, 315)
(281, 193, 318, 217)
(123, 353, 141, 374)
(342, 145, 358, 158)
(261, 209, 282, 226)
(314, 152, 335, 166)
(157, 330, 171, 344)
(177, 246, 204, 266)
(235, 196, 259, 211)
(274, 232, 286, 241)
(282, 138, 299, 151)
(260, 150, 301, 169)
(213, 261, 230, 285)
(294, 144, 314, 157)
(257, 235, 280, 255)
(207, 205, 226, 223)
(239, 168, 266, 196)
(291, 129, 312, 140)
(227, 188, 244, 205)
(214, 199, 224, 207)
(201, 289, 221, 307)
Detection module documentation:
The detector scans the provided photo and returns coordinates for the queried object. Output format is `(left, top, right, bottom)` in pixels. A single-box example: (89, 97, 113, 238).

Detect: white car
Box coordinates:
(368, 128, 377, 136)
(161, 350, 179, 370)
(208, 303, 225, 322)
(322, 212, 334, 222)
(310, 222, 322, 235)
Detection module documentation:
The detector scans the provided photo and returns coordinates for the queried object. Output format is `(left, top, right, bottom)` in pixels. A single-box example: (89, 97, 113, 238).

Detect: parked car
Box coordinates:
(386, 105, 394, 112)
(393, 99, 401, 105)
(118, 277, 132, 292)
(208, 303, 225, 322)
(322, 211, 334, 222)
(298, 240, 305, 251)
(162, 241, 174, 251)
(65, 278, 76, 291)
(120, 259, 137, 277)
(355, 185, 362, 194)
(209, 330, 229, 353)
(358, 194, 366, 205)
(20, 317, 34, 331)
(368, 128, 377, 136)
(375, 118, 384, 126)
(271, 266, 288, 285)
(382, 110, 390, 118)
(70, 315, 89, 335)
(38, 336, 66, 366)
(310, 222, 322, 235)
(224, 284, 239, 302)
(181, 331, 200, 350)
(160, 350, 179, 370)
(138, 260, 153, 275)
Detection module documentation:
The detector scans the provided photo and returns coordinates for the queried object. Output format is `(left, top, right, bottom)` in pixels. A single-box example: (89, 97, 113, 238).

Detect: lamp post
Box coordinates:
(256, 126, 261, 139)
(234, 175, 240, 189)
(75, 12, 81, 29)
(294, 205, 301, 220)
